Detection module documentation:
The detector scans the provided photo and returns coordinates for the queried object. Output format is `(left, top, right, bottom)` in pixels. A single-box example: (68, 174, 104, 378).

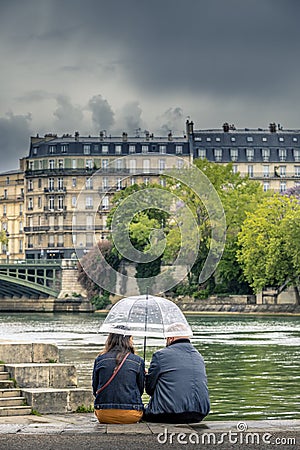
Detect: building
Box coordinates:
(0, 167, 25, 260)
(1, 120, 300, 261)
(23, 131, 191, 259)
(188, 120, 300, 193)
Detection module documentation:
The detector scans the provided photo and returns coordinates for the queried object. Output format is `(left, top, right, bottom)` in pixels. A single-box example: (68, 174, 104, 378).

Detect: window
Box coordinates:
(19, 221, 23, 233)
(58, 178, 64, 190)
(33, 147, 38, 155)
(20, 204, 23, 215)
(230, 148, 238, 161)
(61, 144, 68, 153)
(279, 148, 287, 161)
(175, 145, 183, 154)
(6, 177, 9, 185)
(143, 159, 150, 173)
(294, 149, 300, 162)
(130, 177, 135, 185)
(49, 178, 54, 191)
(248, 165, 254, 178)
(232, 165, 238, 174)
(19, 239, 23, 252)
(198, 148, 206, 159)
(102, 177, 108, 189)
(72, 196, 77, 207)
(102, 159, 108, 169)
(38, 178, 42, 189)
(262, 148, 270, 162)
(129, 159, 136, 174)
(115, 159, 123, 171)
(129, 145, 136, 154)
(247, 136, 254, 142)
(38, 197, 42, 208)
(49, 145, 56, 154)
(246, 148, 254, 161)
(86, 215, 93, 230)
(116, 178, 122, 190)
(72, 159, 77, 169)
(231, 137, 236, 142)
(144, 177, 149, 185)
(48, 235, 54, 246)
(72, 177, 77, 187)
(83, 144, 91, 155)
(215, 138, 221, 142)
(28, 180, 33, 191)
(177, 159, 184, 169)
(39, 160, 43, 169)
(86, 196, 93, 209)
(293, 137, 298, 142)
(159, 145, 167, 154)
(3, 205, 6, 216)
(58, 159, 64, 169)
(28, 197, 33, 210)
(29, 161, 34, 170)
(4, 189, 7, 199)
(86, 159, 93, 169)
(58, 196, 64, 210)
(49, 196, 54, 210)
(115, 145, 122, 155)
(214, 148, 222, 162)
(159, 159, 166, 171)
(279, 166, 286, 177)
(72, 234, 77, 244)
(49, 160, 55, 169)
(263, 182, 270, 192)
(142, 145, 149, 154)
(102, 145, 109, 154)
(94, 144, 99, 152)
(85, 177, 93, 189)
(280, 181, 286, 192)
(295, 166, 300, 177)
(206, 137, 211, 142)
(279, 137, 284, 142)
(102, 196, 109, 210)
(160, 178, 166, 187)
(263, 166, 269, 177)
(2, 222, 7, 231)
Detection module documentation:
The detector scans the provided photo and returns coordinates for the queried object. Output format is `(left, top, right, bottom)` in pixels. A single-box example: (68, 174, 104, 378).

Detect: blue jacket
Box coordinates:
(145, 340, 210, 416)
(92, 350, 145, 411)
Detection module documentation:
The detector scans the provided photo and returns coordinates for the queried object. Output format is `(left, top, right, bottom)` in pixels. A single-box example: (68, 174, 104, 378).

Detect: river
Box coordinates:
(0, 312, 299, 421)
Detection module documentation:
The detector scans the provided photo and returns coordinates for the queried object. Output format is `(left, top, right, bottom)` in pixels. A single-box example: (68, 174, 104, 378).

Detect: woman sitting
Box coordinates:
(92, 331, 145, 424)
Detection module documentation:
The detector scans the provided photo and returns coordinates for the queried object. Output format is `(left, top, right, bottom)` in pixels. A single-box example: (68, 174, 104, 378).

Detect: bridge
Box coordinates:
(0, 260, 77, 298)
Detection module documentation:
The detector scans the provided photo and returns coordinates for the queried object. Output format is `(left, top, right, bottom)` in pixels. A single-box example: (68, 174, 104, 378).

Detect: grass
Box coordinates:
(75, 404, 94, 413)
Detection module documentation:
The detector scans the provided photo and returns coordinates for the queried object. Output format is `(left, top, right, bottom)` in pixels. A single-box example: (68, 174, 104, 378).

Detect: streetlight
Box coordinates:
(5, 231, 9, 263)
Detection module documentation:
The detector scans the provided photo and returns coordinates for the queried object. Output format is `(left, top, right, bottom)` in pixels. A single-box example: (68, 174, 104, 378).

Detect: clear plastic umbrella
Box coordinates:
(99, 295, 193, 360)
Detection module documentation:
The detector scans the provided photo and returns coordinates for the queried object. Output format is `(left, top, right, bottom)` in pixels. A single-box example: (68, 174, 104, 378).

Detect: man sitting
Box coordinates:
(143, 323, 210, 423)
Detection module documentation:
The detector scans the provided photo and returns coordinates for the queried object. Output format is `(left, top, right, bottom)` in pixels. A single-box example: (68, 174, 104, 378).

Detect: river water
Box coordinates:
(0, 312, 299, 421)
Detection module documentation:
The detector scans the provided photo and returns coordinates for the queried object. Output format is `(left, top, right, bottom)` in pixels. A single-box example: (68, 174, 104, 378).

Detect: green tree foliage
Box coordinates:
(0, 230, 8, 246)
(77, 240, 120, 307)
(237, 194, 300, 302)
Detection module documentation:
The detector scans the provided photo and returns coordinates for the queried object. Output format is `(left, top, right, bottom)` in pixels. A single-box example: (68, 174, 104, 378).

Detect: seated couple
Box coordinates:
(92, 323, 210, 424)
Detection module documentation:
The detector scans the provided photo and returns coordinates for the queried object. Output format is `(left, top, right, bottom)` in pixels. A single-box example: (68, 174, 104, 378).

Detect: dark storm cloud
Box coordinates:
(53, 95, 84, 133)
(88, 95, 115, 132)
(0, 113, 32, 172)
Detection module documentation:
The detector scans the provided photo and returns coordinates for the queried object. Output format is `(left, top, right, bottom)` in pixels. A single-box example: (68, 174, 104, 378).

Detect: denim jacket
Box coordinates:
(92, 350, 145, 411)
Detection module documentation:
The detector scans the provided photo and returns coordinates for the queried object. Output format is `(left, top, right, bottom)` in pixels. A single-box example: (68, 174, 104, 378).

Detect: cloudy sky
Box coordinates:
(0, 0, 300, 171)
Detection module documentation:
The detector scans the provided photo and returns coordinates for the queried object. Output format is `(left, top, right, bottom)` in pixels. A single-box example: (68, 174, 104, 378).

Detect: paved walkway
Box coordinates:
(0, 414, 299, 449)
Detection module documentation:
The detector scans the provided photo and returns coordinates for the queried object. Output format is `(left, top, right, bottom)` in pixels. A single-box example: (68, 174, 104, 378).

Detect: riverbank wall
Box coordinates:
(0, 297, 94, 313)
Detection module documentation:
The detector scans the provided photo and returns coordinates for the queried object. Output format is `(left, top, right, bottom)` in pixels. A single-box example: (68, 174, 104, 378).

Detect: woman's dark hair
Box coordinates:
(101, 333, 135, 366)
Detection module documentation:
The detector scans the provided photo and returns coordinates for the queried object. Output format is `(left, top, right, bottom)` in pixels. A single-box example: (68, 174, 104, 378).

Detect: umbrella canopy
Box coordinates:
(99, 295, 193, 338)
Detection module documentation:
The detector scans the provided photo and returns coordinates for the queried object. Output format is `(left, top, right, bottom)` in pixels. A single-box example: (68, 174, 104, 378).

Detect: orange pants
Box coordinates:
(94, 408, 143, 424)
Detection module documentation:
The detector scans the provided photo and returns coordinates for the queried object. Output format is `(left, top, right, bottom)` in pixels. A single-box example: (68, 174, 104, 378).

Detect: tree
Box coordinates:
(78, 240, 120, 308)
(237, 194, 300, 303)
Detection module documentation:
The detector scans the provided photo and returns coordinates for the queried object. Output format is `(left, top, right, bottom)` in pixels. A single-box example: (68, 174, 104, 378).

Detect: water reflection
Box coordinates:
(0, 312, 299, 421)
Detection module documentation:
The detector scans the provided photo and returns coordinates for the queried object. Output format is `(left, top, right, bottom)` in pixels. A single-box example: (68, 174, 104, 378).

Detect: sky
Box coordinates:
(0, 0, 300, 171)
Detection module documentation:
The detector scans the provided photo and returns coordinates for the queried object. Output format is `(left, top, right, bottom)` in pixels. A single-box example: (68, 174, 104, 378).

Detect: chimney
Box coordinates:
(75, 131, 80, 141)
(222, 122, 230, 132)
(168, 131, 173, 141)
(269, 122, 277, 133)
(122, 132, 128, 142)
(145, 131, 150, 141)
(100, 131, 104, 141)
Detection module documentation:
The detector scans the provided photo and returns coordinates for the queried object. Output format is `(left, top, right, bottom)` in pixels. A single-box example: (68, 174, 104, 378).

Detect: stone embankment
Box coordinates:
(0, 343, 93, 416)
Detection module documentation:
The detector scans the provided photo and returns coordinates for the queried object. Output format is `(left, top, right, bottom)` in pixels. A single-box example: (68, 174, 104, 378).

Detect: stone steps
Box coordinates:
(0, 380, 14, 389)
(0, 406, 32, 416)
(0, 389, 21, 398)
(0, 396, 27, 407)
(0, 371, 9, 380)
